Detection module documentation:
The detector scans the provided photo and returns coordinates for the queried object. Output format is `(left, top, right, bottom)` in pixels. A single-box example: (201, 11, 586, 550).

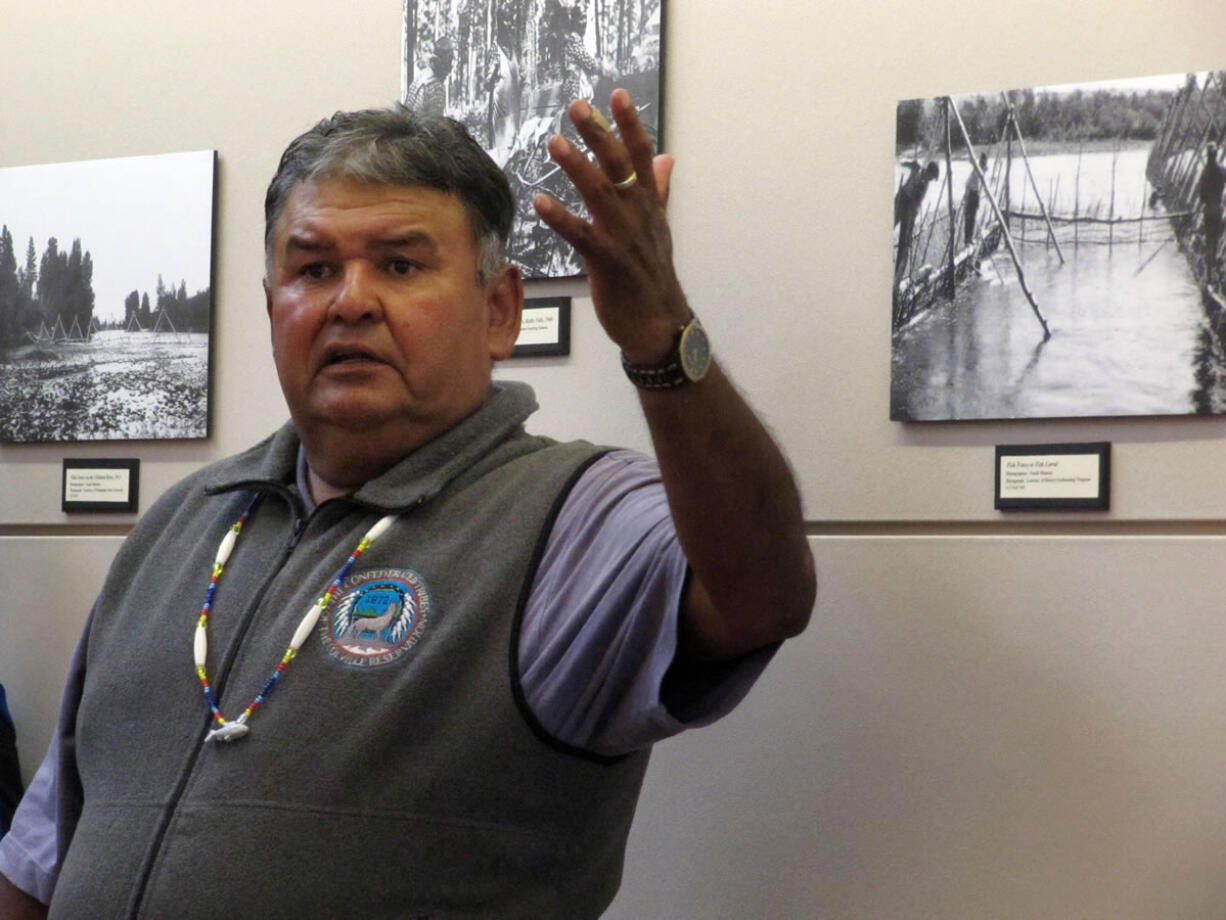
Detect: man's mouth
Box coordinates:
(323, 347, 381, 366)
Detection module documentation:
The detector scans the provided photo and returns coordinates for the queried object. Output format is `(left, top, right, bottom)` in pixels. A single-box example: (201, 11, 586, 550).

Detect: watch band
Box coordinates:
(621, 315, 710, 390)
(621, 350, 689, 389)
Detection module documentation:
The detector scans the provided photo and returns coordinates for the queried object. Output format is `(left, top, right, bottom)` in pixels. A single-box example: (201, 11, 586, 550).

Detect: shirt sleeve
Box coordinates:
(0, 614, 91, 905)
(518, 449, 776, 757)
(0, 735, 60, 904)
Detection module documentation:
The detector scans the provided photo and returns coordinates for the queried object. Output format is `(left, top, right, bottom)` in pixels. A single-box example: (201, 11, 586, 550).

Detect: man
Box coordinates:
(963, 152, 988, 248)
(1199, 142, 1225, 285)
(894, 159, 939, 281)
(405, 37, 455, 118)
(559, 4, 613, 107)
(0, 91, 814, 918)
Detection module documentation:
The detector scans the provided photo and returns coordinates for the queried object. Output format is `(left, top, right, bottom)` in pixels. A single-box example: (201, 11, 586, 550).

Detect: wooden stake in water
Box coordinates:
(944, 97, 956, 300)
(946, 97, 1050, 339)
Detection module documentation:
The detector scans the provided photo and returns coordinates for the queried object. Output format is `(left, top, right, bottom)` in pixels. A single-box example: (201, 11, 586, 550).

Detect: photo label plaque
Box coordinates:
(994, 442, 1110, 511)
(511, 297, 571, 357)
(62, 458, 140, 513)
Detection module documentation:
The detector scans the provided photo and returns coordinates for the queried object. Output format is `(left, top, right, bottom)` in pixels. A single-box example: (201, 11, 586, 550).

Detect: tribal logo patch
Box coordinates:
(320, 567, 431, 668)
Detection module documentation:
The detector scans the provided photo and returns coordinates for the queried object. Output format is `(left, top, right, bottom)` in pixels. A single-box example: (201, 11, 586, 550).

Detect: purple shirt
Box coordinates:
(0, 450, 773, 902)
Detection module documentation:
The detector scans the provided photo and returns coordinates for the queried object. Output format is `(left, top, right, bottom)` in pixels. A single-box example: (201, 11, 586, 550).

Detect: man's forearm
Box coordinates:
(0, 874, 48, 920)
(638, 360, 816, 660)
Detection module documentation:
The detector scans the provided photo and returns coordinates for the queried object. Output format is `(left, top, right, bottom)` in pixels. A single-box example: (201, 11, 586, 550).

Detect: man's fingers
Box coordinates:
(539, 91, 670, 269)
(544, 133, 603, 202)
(610, 89, 657, 193)
(566, 97, 642, 198)
(533, 192, 600, 259)
(546, 128, 635, 228)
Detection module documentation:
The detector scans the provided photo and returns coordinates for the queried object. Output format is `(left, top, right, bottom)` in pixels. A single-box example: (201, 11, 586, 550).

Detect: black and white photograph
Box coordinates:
(0, 149, 215, 442)
(401, 0, 664, 279)
(891, 69, 1226, 421)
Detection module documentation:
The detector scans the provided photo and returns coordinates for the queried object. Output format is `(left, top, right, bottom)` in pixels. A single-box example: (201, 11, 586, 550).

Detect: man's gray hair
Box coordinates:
(264, 105, 515, 283)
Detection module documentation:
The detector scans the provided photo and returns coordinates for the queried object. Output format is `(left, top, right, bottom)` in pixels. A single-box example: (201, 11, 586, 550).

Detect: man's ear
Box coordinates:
(485, 264, 524, 361)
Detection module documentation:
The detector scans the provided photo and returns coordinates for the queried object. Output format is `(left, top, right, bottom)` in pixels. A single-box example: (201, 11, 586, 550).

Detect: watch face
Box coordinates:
(679, 321, 711, 382)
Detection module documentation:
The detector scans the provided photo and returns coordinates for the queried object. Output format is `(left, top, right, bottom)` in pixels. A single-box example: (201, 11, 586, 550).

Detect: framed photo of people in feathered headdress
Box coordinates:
(401, 0, 665, 280)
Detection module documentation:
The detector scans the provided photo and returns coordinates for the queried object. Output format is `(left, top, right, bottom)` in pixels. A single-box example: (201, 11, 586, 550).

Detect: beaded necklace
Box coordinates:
(193, 495, 397, 742)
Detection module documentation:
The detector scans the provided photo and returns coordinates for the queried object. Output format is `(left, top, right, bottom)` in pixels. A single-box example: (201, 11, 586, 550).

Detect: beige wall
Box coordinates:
(3, 1, 1226, 916)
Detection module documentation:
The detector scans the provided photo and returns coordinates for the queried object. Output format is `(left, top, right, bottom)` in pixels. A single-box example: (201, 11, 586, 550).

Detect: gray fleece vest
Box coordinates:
(50, 383, 651, 919)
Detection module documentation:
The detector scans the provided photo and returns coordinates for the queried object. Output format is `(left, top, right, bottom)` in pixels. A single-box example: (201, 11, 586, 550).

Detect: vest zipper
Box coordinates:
(125, 486, 307, 919)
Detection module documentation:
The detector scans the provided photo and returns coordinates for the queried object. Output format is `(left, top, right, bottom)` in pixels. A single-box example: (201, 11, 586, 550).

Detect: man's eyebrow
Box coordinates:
(369, 232, 437, 250)
(281, 231, 439, 256)
(283, 233, 334, 255)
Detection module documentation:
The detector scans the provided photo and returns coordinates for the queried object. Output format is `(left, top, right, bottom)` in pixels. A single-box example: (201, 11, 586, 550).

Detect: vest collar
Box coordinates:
(205, 381, 539, 512)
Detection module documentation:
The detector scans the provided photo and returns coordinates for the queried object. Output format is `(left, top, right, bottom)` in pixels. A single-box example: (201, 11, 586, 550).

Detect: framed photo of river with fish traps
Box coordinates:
(0, 150, 216, 442)
(890, 69, 1226, 422)
(401, 0, 665, 280)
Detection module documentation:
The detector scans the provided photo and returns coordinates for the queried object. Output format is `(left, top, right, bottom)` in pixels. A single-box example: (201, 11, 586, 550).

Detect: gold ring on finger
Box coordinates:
(612, 170, 638, 191)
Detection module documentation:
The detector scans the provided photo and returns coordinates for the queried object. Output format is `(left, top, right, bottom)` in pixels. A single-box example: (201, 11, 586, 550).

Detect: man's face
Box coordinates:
(265, 177, 521, 451)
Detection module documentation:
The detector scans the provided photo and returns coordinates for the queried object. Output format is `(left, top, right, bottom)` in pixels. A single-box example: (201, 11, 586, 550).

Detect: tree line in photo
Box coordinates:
(121, 275, 210, 335)
(0, 228, 92, 347)
(0, 225, 209, 348)
(898, 87, 1176, 152)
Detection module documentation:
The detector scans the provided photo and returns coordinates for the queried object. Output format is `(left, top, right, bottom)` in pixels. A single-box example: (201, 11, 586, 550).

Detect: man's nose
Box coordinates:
(329, 261, 383, 323)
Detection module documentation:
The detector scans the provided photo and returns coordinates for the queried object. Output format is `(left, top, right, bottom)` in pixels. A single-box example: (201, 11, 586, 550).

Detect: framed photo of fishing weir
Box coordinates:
(891, 68, 1226, 422)
(401, 0, 666, 280)
(0, 150, 216, 443)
